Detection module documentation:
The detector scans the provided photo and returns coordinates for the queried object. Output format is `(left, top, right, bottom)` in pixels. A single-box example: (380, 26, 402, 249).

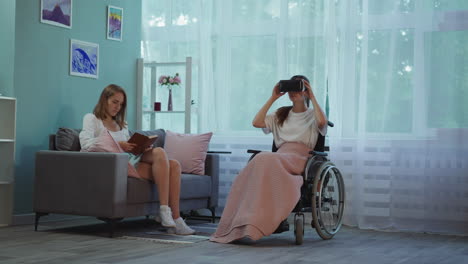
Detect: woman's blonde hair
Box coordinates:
(93, 84, 127, 129)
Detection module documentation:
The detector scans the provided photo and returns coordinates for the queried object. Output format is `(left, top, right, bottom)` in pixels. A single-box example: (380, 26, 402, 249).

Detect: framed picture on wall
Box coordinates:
(107, 5, 123, 41)
(69, 39, 99, 79)
(40, 0, 72, 29)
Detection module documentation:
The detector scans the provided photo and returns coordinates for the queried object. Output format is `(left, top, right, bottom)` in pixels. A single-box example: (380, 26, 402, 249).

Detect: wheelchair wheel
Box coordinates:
(294, 217, 304, 245)
(311, 161, 345, 240)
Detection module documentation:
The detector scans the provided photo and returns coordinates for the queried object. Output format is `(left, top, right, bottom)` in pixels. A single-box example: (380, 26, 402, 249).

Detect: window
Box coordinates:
(141, 0, 468, 136)
(342, 0, 468, 138)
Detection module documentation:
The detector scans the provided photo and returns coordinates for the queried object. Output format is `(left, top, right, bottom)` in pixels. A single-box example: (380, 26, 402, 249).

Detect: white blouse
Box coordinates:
(79, 113, 130, 151)
(262, 108, 326, 149)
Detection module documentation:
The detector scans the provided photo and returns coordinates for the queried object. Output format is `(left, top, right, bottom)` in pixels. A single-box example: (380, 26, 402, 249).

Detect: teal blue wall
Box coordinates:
(0, 0, 16, 97)
(14, 0, 142, 214)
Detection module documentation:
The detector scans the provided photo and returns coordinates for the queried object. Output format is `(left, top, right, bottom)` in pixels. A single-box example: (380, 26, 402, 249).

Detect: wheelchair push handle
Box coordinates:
(327, 121, 334, 127)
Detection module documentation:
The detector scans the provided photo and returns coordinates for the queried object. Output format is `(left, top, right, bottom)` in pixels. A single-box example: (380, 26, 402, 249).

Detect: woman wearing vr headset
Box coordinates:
(210, 75, 327, 243)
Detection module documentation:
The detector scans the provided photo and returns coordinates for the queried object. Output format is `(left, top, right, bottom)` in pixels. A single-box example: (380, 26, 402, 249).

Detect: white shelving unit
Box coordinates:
(136, 57, 192, 133)
(0, 96, 16, 227)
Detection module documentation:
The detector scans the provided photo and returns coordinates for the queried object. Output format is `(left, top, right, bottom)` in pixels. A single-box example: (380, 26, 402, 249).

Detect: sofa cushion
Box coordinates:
(179, 174, 212, 199)
(55, 128, 82, 151)
(130, 129, 165, 148)
(127, 173, 212, 204)
(164, 130, 213, 175)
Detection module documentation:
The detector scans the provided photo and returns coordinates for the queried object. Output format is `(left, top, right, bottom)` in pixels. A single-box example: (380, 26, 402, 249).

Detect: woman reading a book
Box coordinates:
(210, 75, 328, 243)
(79, 84, 195, 235)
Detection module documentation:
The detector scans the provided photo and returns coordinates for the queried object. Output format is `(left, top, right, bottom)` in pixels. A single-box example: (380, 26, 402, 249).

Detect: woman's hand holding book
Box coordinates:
(118, 141, 137, 152)
(127, 133, 158, 155)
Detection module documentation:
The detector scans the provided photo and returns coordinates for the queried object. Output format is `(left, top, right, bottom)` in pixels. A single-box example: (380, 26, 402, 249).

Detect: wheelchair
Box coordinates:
(247, 121, 345, 245)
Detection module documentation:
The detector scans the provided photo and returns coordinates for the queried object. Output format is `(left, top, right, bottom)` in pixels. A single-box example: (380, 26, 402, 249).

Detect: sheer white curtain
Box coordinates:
(329, 0, 468, 235)
(141, 0, 331, 211)
(141, 0, 330, 134)
(141, 0, 468, 235)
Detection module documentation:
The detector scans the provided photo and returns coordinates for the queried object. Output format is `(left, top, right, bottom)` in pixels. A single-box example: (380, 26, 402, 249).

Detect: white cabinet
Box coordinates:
(0, 96, 16, 227)
(136, 57, 192, 133)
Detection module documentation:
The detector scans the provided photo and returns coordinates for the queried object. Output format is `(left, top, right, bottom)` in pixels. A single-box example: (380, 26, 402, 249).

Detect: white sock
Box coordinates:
(160, 205, 170, 211)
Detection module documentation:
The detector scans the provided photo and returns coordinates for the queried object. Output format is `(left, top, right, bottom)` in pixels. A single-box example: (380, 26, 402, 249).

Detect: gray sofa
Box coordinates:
(34, 128, 219, 236)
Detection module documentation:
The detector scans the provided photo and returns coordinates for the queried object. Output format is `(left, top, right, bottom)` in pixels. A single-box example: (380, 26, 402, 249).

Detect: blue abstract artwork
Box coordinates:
(70, 39, 99, 79)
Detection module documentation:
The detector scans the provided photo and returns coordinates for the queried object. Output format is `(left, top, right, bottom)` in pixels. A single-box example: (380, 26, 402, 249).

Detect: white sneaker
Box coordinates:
(167, 217, 196, 235)
(159, 205, 176, 227)
(154, 214, 161, 223)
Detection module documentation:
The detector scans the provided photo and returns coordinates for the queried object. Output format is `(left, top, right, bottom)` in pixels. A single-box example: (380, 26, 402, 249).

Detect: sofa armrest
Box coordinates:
(34, 150, 129, 218)
(204, 153, 220, 208)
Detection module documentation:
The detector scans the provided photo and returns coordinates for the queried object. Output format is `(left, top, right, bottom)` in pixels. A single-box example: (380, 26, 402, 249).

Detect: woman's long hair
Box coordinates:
(93, 84, 127, 129)
(275, 75, 311, 127)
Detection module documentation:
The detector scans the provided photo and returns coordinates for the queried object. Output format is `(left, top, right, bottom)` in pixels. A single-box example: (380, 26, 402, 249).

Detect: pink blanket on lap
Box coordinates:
(210, 142, 310, 243)
(81, 130, 140, 178)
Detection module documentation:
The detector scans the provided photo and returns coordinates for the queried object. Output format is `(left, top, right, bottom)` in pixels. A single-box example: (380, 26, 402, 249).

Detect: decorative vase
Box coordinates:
(167, 88, 173, 111)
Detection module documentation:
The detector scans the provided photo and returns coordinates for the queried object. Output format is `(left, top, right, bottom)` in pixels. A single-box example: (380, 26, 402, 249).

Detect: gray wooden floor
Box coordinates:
(1, 215, 467, 264)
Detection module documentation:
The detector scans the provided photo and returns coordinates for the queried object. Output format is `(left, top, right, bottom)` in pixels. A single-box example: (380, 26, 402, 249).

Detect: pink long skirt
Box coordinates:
(210, 142, 310, 243)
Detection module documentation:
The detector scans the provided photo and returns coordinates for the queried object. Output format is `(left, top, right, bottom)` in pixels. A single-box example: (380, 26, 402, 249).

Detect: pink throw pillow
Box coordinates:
(87, 130, 122, 153)
(164, 130, 213, 175)
(85, 131, 140, 178)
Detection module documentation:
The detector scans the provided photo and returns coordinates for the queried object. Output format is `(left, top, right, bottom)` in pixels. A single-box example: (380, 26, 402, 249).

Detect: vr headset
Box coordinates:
(279, 80, 305, 93)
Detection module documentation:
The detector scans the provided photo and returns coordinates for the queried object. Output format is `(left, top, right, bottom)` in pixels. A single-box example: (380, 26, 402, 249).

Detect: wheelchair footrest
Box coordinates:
(273, 220, 290, 234)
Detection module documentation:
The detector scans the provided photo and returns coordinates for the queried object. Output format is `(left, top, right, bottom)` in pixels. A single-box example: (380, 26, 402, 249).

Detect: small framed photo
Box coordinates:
(107, 5, 123, 41)
(40, 0, 72, 29)
(69, 39, 99, 79)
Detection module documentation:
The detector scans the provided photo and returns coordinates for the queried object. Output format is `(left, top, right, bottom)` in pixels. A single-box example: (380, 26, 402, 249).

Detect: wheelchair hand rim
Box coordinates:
(313, 163, 345, 237)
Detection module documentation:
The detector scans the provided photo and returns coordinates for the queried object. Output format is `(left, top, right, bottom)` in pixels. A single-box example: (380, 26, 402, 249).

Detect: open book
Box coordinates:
(127, 133, 158, 155)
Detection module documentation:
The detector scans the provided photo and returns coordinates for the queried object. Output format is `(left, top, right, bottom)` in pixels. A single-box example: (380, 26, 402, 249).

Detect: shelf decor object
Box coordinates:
(158, 73, 181, 111)
(137, 57, 192, 133)
(0, 96, 16, 227)
(154, 102, 161, 111)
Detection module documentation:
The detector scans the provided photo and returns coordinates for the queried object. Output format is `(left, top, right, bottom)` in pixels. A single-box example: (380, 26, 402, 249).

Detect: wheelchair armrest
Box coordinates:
(247, 149, 263, 162)
(208, 151, 232, 154)
(309, 150, 328, 157)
